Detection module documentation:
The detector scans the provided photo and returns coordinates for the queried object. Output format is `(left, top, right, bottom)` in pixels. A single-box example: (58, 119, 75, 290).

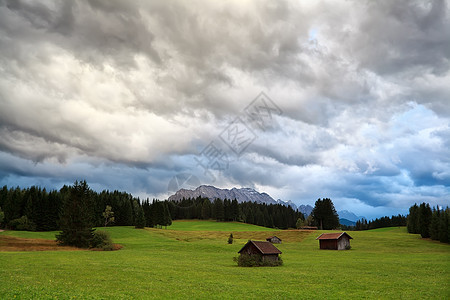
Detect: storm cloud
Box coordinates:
(0, 0, 449, 219)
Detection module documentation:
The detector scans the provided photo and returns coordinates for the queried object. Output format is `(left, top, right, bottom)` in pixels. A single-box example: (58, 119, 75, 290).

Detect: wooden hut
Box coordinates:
(301, 226, 318, 230)
(238, 240, 282, 262)
(316, 232, 353, 250)
(266, 236, 282, 244)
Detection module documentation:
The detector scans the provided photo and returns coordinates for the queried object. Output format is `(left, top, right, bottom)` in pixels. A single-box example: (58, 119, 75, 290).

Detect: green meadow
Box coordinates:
(0, 221, 449, 299)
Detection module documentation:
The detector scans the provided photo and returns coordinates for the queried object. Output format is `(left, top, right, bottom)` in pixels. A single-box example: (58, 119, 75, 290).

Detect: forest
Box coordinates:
(341, 215, 407, 231)
(406, 202, 450, 243)
(0, 182, 302, 231)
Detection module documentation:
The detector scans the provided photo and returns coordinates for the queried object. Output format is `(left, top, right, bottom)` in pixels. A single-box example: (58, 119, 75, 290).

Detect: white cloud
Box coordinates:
(0, 0, 449, 218)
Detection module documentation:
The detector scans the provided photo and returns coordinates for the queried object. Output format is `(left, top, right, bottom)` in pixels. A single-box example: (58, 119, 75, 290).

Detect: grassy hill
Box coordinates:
(0, 220, 449, 299)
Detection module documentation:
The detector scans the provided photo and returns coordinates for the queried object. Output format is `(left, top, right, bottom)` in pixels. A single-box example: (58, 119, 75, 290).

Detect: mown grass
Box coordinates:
(0, 221, 449, 299)
(168, 219, 277, 231)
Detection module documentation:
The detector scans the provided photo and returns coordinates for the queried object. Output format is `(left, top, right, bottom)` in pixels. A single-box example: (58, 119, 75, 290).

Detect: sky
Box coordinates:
(0, 0, 449, 219)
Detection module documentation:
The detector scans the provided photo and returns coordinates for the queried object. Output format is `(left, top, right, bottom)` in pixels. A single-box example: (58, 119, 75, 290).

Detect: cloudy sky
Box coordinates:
(0, 0, 449, 219)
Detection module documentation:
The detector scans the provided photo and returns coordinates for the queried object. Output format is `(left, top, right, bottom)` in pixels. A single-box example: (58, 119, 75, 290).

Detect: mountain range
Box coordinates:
(168, 185, 364, 222)
(168, 185, 278, 204)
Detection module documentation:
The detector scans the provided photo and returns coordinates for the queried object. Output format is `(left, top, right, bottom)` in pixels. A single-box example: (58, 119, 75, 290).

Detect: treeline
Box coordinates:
(0, 184, 303, 231)
(166, 197, 302, 229)
(407, 203, 449, 243)
(342, 215, 407, 231)
(0, 184, 171, 230)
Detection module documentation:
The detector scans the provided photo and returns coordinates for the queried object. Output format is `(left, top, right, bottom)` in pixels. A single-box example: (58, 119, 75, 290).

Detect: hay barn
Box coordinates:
(266, 236, 282, 244)
(316, 232, 353, 250)
(238, 240, 282, 262)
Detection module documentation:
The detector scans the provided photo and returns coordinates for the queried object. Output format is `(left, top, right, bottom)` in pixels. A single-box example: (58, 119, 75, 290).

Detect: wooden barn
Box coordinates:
(301, 226, 318, 230)
(238, 240, 282, 262)
(266, 236, 282, 244)
(316, 232, 353, 250)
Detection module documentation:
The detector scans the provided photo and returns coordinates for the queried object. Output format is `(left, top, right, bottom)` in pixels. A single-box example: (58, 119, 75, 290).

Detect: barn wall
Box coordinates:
(262, 254, 279, 262)
(319, 240, 338, 250)
(337, 237, 350, 250)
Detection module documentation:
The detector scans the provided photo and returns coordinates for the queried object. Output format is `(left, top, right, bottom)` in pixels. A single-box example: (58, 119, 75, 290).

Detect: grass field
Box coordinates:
(0, 220, 449, 299)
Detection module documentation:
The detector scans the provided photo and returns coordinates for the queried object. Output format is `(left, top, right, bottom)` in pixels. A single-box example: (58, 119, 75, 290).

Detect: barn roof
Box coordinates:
(238, 240, 282, 255)
(316, 232, 353, 240)
(266, 236, 282, 241)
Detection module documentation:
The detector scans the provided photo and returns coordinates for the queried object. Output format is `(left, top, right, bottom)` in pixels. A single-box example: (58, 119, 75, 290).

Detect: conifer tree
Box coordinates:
(311, 198, 339, 230)
(0, 206, 4, 227)
(162, 201, 172, 229)
(418, 202, 432, 238)
(201, 199, 211, 219)
(438, 208, 449, 243)
(56, 181, 95, 248)
(407, 204, 419, 233)
(133, 200, 146, 229)
(227, 233, 233, 244)
(214, 199, 224, 221)
(429, 207, 441, 240)
(231, 199, 239, 221)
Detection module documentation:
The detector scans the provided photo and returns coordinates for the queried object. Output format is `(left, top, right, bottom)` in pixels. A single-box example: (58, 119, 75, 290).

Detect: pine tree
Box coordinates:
(438, 208, 449, 243)
(429, 207, 441, 240)
(227, 233, 233, 244)
(133, 200, 146, 229)
(201, 199, 211, 219)
(407, 204, 419, 234)
(231, 199, 239, 221)
(214, 199, 224, 221)
(418, 202, 432, 238)
(311, 198, 339, 230)
(56, 181, 95, 248)
(155, 201, 165, 228)
(162, 202, 172, 229)
(0, 206, 4, 227)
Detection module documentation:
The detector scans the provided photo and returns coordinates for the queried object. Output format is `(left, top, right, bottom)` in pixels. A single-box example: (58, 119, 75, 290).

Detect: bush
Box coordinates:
(8, 216, 36, 231)
(90, 230, 114, 251)
(227, 233, 233, 244)
(233, 254, 283, 267)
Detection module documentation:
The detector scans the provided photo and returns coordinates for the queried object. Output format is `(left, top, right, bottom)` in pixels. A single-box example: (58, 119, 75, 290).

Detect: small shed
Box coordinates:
(301, 226, 318, 230)
(316, 232, 353, 250)
(238, 240, 282, 262)
(266, 236, 282, 244)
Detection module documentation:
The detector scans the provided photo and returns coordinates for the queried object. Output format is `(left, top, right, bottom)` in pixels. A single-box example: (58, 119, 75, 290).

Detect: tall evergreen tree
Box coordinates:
(133, 200, 146, 229)
(231, 199, 239, 221)
(56, 181, 95, 248)
(438, 208, 449, 243)
(162, 201, 172, 229)
(201, 199, 211, 219)
(429, 207, 441, 240)
(407, 204, 419, 233)
(0, 206, 4, 227)
(311, 198, 339, 230)
(213, 199, 224, 221)
(418, 202, 432, 238)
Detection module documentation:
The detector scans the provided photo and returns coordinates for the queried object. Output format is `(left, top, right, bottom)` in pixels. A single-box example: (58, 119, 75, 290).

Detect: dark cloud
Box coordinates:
(0, 0, 448, 217)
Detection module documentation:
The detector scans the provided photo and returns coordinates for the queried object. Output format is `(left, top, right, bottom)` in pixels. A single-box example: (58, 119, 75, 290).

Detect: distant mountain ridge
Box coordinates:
(168, 185, 278, 205)
(297, 204, 314, 216)
(339, 218, 356, 226)
(168, 185, 364, 220)
(337, 210, 364, 222)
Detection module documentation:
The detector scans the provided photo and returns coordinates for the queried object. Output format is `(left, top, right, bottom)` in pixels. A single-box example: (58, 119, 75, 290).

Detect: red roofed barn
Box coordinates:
(238, 240, 282, 262)
(316, 232, 353, 250)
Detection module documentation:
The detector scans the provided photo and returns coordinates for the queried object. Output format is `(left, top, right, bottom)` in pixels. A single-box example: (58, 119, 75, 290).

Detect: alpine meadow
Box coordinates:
(1, 0, 450, 299)
(1, 221, 449, 299)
